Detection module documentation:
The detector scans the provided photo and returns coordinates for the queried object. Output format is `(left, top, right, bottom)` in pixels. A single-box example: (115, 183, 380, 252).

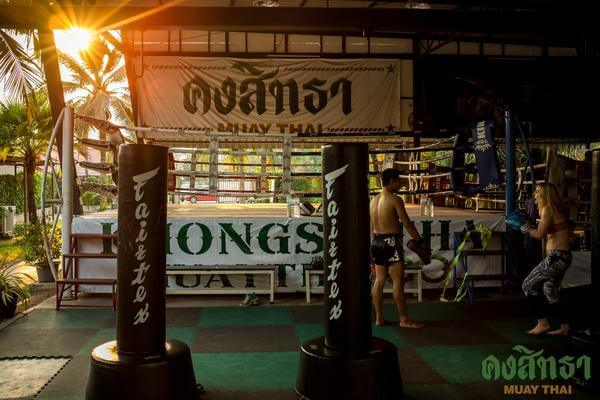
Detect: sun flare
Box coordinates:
(54, 28, 94, 55)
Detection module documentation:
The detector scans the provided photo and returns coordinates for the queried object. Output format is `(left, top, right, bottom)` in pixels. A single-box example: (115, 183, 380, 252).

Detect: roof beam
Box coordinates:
(0, 5, 593, 41)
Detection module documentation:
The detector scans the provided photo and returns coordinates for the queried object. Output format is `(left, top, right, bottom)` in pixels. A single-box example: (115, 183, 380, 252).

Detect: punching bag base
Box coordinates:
(295, 336, 403, 400)
(85, 339, 198, 400)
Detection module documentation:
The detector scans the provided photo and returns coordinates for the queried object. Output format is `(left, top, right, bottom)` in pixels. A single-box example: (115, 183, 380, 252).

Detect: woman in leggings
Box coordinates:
(521, 183, 572, 336)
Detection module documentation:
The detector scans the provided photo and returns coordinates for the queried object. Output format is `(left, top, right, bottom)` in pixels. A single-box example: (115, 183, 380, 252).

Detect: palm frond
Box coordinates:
(61, 81, 83, 96)
(58, 51, 95, 87)
(77, 92, 112, 120)
(0, 88, 53, 166)
(111, 97, 133, 126)
(103, 48, 121, 77)
(79, 38, 110, 76)
(104, 64, 127, 86)
(56, 33, 132, 135)
(0, 30, 43, 101)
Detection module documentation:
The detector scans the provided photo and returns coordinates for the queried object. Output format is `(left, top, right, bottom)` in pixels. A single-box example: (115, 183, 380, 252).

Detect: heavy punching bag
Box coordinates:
(85, 144, 198, 400)
(295, 143, 403, 400)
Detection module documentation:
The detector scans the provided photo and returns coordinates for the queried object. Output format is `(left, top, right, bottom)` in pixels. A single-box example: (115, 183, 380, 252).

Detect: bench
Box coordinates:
(453, 231, 512, 304)
(305, 267, 324, 303)
(385, 267, 422, 302)
(57, 233, 117, 310)
(305, 266, 422, 303)
(166, 265, 276, 303)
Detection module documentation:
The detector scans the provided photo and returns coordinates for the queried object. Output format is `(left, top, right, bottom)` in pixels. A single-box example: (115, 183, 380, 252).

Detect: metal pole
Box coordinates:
(591, 149, 599, 331)
(40, 108, 64, 281)
(504, 108, 516, 214)
(282, 135, 292, 196)
(61, 108, 74, 280)
(209, 136, 219, 197)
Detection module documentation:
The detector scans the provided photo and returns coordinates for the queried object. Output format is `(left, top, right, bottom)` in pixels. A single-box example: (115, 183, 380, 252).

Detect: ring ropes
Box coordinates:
(72, 113, 494, 296)
(394, 154, 452, 165)
(75, 113, 481, 200)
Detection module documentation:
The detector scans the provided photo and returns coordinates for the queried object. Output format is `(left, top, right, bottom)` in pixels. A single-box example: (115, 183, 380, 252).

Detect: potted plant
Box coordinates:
(0, 254, 32, 319)
(12, 222, 61, 283)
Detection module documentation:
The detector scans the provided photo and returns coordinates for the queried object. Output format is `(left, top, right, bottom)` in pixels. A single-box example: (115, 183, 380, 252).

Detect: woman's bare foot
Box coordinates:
(548, 324, 570, 336)
(399, 319, 424, 329)
(527, 320, 550, 336)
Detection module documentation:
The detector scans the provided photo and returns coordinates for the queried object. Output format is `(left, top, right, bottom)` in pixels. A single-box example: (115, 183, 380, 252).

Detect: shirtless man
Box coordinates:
(370, 168, 426, 329)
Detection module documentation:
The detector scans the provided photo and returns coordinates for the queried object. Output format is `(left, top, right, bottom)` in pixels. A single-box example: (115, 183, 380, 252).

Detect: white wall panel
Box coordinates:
(345, 36, 369, 53)
(288, 34, 321, 53)
(247, 33, 275, 53)
(370, 37, 412, 54)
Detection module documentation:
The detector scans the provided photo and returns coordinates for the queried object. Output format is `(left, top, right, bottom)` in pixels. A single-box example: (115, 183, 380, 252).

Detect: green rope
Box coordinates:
(440, 224, 493, 302)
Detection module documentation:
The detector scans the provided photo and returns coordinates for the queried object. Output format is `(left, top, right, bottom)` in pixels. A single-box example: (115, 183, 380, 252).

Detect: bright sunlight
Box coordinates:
(54, 28, 94, 54)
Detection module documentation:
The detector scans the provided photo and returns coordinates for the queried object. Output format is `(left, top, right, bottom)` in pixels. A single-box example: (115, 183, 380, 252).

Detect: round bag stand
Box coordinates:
(86, 339, 198, 400)
(296, 336, 403, 400)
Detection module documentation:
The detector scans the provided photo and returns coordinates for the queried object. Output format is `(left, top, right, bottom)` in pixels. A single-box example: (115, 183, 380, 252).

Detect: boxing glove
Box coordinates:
(407, 238, 431, 265)
(520, 220, 534, 234)
(506, 211, 525, 231)
(507, 211, 535, 234)
(299, 202, 315, 216)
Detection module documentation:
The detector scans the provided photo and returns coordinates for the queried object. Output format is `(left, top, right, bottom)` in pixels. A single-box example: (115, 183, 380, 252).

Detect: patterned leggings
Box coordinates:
(522, 250, 572, 320)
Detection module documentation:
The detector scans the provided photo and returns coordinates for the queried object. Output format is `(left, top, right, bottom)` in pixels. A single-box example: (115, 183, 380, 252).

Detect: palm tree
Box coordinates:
(0, 29, 43, 102)
(58, 34, 132, 153)
(0, 90, 53, 223)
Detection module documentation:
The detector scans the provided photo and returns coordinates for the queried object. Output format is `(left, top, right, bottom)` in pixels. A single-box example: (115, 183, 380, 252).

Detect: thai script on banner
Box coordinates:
(135, 57, 400, 134)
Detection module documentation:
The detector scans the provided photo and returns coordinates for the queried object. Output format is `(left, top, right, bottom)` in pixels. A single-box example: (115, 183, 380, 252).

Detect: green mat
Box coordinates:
(0, 301, 592, 400)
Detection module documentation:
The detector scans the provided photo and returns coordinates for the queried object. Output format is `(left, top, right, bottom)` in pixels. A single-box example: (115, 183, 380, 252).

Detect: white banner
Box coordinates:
(135, 57, 401, 135)
(72, 214, 508, 293)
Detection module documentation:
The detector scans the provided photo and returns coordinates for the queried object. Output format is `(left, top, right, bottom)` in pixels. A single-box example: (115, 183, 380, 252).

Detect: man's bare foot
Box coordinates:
(548, 324, 570, 336)
(399, 320, 424, 329)
(375, 319, 391, 327)
(527, 320, 550, 336)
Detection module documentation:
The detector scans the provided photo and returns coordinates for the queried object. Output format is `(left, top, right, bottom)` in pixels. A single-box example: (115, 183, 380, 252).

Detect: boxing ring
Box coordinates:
(72, 203, 512, 294)
(41, 110, 590, 299)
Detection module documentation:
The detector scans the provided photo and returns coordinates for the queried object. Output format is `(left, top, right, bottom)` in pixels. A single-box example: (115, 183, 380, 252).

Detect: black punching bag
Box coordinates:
(86, 144, 198, 400)
(116, 144, 167, 357)
(296, 143, 403, 400)
(322, 144, 372, 354)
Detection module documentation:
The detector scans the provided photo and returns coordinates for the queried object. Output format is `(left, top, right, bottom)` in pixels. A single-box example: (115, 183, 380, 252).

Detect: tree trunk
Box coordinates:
(25, 156, 37, 224)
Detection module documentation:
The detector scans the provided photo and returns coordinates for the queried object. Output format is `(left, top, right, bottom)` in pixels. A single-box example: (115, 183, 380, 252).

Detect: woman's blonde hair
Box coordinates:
(536, 183, 566, 216)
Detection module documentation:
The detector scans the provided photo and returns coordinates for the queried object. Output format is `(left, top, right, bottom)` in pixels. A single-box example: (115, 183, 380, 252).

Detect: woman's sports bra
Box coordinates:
(547, 219, 572, 234)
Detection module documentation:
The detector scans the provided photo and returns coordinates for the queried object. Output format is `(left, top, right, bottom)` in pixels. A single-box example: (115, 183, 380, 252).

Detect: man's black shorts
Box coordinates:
(371, 233, 404, 267)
